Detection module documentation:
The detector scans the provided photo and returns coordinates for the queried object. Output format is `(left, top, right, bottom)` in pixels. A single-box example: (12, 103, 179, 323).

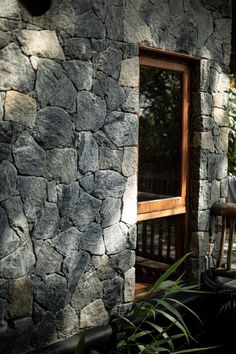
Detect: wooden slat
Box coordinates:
(227, 218, 235, 270)
(216, 216, 227, 268)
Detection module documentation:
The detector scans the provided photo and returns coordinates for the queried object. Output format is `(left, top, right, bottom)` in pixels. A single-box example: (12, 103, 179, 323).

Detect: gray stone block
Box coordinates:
(35, 59, 63, 108)
(104, 223, 128, 255)
(17, 30, 65, 60)
(0, 121, 12, 143)
(0, 240, 35, 278)
(80, 299, 109, 328)
(17, 176, 47, 223)
(101, 197, 121, 228)
(123, 87, 139, 113)
(104, 112, 138, 147)
(82, 222, 105, 255)
(33, 202, 59, 241)
(35, 107, 73, 149)
(8, 277, 33, 319)
(52, 227, 82, 257)
(94, 170, 126, 199)
(71, 270, 103, 311)
(35, 274, 68, 313)
(99, 147, 123, 172)
(124, 267, 135, 302)
(44, 148, 77, 184)
(49, 74, 77, 113)
(63, 60, 93, 91)
(97, 255, 116, 280)
(77, 132, 99, 174)
(122, 147, 138, 177)
(79, 174, 94, 194)
(35, 241, 63, 275)
(75, 10, 105, 38)
(66, 250, 90, 293)
(76, 91, 106, 132)
(0, 205, 20, 260)
(57, 182, 80, 217)
(109, 250, 135, 273)
(105, 0, 123, 41)
(97, 47, 122, 80)
(2, 196, 29, 239)
(103, 276, 123, 308)
(13, 132, 46, 176)
(56, 305, 79, 338)
(0, 143, 12, 162)
(0, 160, 17, 202)
(0, 43, 35, 92)
(70, 191, 102, 231)
(5, 91, 36, 128)
(64, 38, 92, 60)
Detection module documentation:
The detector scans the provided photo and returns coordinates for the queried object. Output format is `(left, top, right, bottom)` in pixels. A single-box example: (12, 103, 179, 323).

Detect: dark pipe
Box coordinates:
(27, 325, 113, 354)
(18, 0, 52, 16)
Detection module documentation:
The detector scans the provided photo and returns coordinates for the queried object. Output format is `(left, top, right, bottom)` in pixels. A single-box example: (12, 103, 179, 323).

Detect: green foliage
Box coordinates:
(76, 254, 217, 354)
(228, 75, 236, 174)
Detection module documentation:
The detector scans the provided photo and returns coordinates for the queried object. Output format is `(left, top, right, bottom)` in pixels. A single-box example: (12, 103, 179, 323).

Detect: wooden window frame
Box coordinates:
(137, 48, 191, 222)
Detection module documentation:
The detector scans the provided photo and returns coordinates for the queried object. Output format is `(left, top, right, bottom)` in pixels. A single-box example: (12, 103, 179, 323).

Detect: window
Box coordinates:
(138, 48, 190, 222)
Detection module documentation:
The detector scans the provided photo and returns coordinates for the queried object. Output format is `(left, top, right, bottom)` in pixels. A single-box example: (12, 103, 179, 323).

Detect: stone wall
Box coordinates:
(0, 0, 232, 353)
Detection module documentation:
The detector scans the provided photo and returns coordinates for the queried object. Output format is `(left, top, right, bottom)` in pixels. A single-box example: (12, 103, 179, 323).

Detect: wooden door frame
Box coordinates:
(137, 47, 191, 222)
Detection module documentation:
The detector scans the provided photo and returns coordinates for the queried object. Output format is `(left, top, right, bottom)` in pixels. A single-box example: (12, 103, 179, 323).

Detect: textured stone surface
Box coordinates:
(0, 0, 21, 20)
(0, 205, 20, 259)
(64, 38, 92, 60)
(94, 170, 126, 199)
(101, 197, 122, 228)
(70, 191, 102, 231)
(122, 175, 137, 225)
(80, 299, 109, 328)
(2, 196, 29, 239)
(13, 132, 46, 176)
(122, 147, 138, 177)
(109, 250, 136, 273)
(52, 227, 82, 257)
(99, 147, 123, 172)
(119, 57, 139, 87)
(35, 274, 68, 313)
(18, 30, 65, 60)
(17, 176, 47, 223)
(81, 222, 105, 255)
(103, 276, 123, 308)
(8, 277, 33, 319)
(56, 305, 79, 338)
(35, 241, 63, 274)
(44, 148, 77, 184)
(77, 132, 99, 173)
(0, 240, 35, 278)
(33, 202, 59, 241)
(104, 112, 138, 147)
(97, 48, 122, 80)
(76, 91, 107, 132)
(75, 10, 105, 38)
(5, 91, 36, 128)
(0, 160, 17, 202)
(124, 267, 135, 302)
(71, 270, 103, 311)
(0, 43, 35, 92)
(104, 223, 128, 255)
(35, 107, 73, 149)
(63, 60, 93, 91)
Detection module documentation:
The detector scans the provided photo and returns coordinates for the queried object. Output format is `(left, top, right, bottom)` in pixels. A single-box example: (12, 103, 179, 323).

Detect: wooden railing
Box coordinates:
(211, 202, 236, 277)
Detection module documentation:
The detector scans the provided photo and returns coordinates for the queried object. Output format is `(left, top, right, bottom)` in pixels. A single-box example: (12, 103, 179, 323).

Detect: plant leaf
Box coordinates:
(150, 253, 192, 294)
(75, 330, 86, 354)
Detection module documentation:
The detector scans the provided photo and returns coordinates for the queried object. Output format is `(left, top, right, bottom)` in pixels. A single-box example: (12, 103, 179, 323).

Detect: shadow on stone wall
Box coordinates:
(18, 0, 52, 17)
